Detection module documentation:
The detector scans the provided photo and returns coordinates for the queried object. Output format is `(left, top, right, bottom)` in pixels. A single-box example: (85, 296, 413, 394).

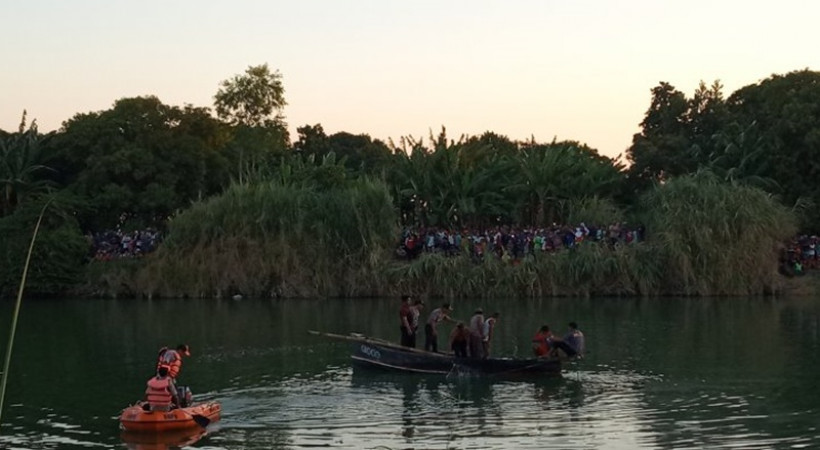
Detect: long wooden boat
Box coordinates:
(309, 330, 564, 377)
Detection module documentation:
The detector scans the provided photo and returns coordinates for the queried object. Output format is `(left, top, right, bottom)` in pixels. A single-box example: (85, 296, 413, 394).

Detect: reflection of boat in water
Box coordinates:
(120, 427, 207, 450)
(310, 330, 565, 377)
(118, 401, 221, 432)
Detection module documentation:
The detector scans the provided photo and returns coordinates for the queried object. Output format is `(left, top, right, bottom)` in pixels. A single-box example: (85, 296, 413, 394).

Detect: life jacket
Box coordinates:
(145, 376, 173, 407)
(531, 331, 552, 356)
(157, 349, 182, 378)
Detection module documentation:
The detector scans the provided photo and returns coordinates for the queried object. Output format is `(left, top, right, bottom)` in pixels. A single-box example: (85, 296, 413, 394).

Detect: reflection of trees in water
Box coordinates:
(615, 298, 820, 449)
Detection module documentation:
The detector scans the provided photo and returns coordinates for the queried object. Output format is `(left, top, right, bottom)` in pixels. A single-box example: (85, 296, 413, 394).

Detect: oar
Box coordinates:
(192, 414, 210, 428)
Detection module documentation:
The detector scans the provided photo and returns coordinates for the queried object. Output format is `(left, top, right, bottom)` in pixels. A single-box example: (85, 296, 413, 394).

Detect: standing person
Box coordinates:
(449, 322, 470, 357)
(482, 312, 500, 358)
(531, 325, 553, 357)
(157, 344, 191, 380)
(399, 295, 414, 347)
(425, 303, 455, 352)
(144, 366, 179, 412)
(468, 309, 486, 358)
(409, 299, 425, 348)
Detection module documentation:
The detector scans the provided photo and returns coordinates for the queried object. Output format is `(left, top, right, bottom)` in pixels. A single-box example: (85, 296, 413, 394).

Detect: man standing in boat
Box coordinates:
(468, 309, 485, 358)
(409, 299, 425, 348)
(157, 344, 191, 380)
(482, 312, 500, 358)
(399, 295, 414, 347)
(424, 303, 455, 352)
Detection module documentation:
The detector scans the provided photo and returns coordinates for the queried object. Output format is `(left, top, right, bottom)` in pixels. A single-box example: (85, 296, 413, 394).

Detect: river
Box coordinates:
(0, 296, 819, 449)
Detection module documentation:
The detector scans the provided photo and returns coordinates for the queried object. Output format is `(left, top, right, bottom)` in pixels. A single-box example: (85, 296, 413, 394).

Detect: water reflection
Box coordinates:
(120, 428, 207, 450)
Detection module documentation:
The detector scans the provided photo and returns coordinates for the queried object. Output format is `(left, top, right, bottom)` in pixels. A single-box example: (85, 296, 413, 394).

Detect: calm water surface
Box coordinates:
(0, 297, 819, 449)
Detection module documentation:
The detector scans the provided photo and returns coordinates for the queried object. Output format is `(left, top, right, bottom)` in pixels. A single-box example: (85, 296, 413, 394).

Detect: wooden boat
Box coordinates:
(118, 401, 221, 432)
(451, 355, 562, 376)
(309, 330, 564, 377)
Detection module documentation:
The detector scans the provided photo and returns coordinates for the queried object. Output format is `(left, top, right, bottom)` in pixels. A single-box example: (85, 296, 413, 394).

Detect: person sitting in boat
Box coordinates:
(424, 303, 455, 352)
(157, 344, 191, 380)
(550, 322, 585, 358)
(449, 322, 470, 357)
(482, 312, 500, 358)
(144, 366, 179, 412)
(563, 322, 585, 357)
(532, 325, 553, 357)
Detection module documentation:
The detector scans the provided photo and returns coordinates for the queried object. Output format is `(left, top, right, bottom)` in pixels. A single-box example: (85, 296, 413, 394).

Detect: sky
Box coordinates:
(1, 0, 818, 159)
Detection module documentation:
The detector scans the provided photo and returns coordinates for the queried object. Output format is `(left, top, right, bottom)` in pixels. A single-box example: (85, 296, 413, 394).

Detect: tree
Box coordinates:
(50, 96, 233, 230)
(515, 141, 624, 225)
(214, 64, 287, 127)
(725, 69, 820, 226)
(627, 82, 691, 185)
(0, 111, 55, 217)
(214, 64, 290, 184)
(627, 80, 732, 195)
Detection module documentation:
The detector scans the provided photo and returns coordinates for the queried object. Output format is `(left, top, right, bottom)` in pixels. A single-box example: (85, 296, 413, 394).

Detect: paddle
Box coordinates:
(192, 414, 210, 428)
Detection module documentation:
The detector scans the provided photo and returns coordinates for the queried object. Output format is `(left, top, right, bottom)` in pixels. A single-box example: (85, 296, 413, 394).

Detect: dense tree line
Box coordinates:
(0, 65, 817, 297)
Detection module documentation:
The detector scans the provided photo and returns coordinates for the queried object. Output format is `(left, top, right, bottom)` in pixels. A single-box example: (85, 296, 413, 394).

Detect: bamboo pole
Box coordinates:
(307, 330, 452, 357)
(0, 199, 51, 429)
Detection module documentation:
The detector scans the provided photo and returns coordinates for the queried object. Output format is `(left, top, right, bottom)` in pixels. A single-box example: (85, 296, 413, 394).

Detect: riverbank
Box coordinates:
(73, 246, 817, 300)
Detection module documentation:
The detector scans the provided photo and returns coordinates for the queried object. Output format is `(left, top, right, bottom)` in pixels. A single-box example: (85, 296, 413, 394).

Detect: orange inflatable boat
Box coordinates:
(119, 401, 221, 432)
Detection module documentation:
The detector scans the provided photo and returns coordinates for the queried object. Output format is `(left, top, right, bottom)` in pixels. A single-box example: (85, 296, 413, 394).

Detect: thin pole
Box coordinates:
(0, 199, 51, 429)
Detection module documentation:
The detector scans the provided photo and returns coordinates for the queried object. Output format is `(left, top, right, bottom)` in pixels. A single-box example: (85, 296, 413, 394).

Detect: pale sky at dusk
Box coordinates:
(2, 0, 818, 158)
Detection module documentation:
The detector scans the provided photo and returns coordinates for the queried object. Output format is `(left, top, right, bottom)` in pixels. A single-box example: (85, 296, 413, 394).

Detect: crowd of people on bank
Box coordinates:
(397, 295, 585, 360)
(396, 223, 645, 261)
(783, 234, 819, 275)
(88, 228, 162, 261)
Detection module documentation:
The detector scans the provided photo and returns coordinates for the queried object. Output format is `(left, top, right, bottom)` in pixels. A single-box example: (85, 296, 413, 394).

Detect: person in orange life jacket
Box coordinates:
(482, 312, 500, 358)
(425, 303, 455, 353)
(144, 366, 178, 412)
(532, 325, 553, 357)
(157, 344, 191, 380)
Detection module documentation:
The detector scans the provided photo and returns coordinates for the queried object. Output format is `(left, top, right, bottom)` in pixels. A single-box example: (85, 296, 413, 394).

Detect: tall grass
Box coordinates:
(381, 243, 658, 299)
(381, 172, 794, 298)
(87, 170, 797, 299)
(638, 171, 796, 295)
(129, 177, 398, 298)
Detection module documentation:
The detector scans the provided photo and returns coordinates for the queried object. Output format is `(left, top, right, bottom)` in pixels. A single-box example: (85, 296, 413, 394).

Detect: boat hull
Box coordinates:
(352, 341, 454, 374)
(351, 341, 563, 377)
(119, 401, 221, 432)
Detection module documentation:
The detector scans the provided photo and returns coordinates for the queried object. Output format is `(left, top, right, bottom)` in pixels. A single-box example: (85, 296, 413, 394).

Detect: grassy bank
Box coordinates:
(83, 172, 799, 299)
